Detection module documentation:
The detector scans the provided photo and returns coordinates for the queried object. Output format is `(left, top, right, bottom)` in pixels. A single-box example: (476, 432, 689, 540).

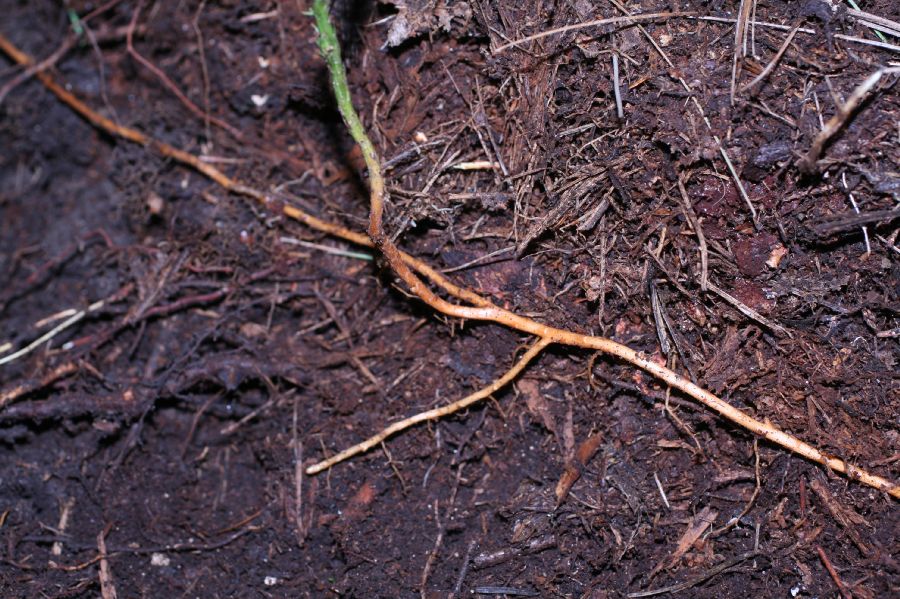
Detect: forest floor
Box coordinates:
(0, 0, 898, 597)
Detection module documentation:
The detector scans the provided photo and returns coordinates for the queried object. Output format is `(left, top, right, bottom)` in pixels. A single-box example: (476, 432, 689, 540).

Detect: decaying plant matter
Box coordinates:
(308, 0, 898, 496)
(0, 3, 897, 504)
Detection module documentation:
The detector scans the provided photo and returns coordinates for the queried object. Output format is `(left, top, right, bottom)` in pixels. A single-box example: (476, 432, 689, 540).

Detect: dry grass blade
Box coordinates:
(730, 0, 754, 103)
(740, 21, 801, 93)
(847, 8, 900, 38)
(692, 15, 900, 52)
(493, 12, 694, 53)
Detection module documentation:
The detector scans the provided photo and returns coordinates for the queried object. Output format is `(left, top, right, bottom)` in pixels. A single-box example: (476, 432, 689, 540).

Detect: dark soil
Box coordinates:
(1, 1, 898, 597)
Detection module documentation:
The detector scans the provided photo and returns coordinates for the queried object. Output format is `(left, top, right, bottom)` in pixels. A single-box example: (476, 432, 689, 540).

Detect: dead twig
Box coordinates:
(50, 497, 76, 559)
(711, 439, 761, 537)
(675, 175, 708, 291)
(691, 15, 900, 53)
(817, 545, 853, 599)
(0, 300, 107, 367)
(0, 362, 79, 409)
(24, 525, 258, 556)
(0, 1, 124, 104)
(847, 8, 900, 39)
(612, 53, 624, 118)
(705, 280, 790, 338)
(647, 506, 718, 579)
(449, 540, 476, 599)
(606, 1, 757, 221)
(97, 527, 118, 599)
(809, 478, 871, 557)
(800, 67, 900, 172)
(740, 21, 802, 93)
(555, 431, 604, 505)
(810, 207, 900, 236)
(730, 0, 754, 103)
(420, 466, 463, 598)
(191, 0, 212, 143)
(628, 550, 763, 597)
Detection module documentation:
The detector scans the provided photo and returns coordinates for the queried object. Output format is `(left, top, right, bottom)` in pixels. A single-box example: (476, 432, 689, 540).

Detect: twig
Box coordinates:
(606, 1, 757, 221)
(711, 439, 761, 537)
(842, 173, 871, 256)
(809, 477, 871, 557)
(441, 245, 514, 273)
(705, 280, 790, 337)
(420, 500, 443, 598)
(817, 545, 853, 599)
(50, 497, 76, 558)
(420, 467, 463, 598)
(191, 0, 212, 143)
(450, 540, 476, 599)
(810, 207, 900, 235)
(691, 15, 900, 53)
(0, 1, 124, 104)
(292, 398, 307, 546)
(730, 0, 753, 103)
(847, 7, 899, 41)
(740, 22, 802, 93)
(628, 550, 763, 597)
(653, 472, 670, 509)
(24, 525, 258, 555)
(5, 29, 897, 500)
(0, 299, 106, 366)
(648, 506, 717, 579)
(0, 36, 77, 105)
(127, 0, 242, 140)
(280, 236, 373, 261)
(675, 175, 708, 291)
(800, 67, 900, 172)
(97, 527, 118, 599)
(0, 362, 78, 409)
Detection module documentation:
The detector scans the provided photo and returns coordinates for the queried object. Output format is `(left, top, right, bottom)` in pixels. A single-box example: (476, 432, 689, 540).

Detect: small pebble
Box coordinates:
(150, 553, 170, 567)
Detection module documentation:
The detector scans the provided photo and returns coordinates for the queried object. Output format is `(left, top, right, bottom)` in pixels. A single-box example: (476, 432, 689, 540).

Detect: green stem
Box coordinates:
(311, 0, 382, 186)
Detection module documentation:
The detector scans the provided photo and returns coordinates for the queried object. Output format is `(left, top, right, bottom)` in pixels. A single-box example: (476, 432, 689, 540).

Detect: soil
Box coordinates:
(1, 1, 898, 597)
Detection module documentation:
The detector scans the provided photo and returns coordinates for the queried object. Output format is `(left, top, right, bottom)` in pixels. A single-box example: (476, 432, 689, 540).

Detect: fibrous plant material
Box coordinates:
(307, 2, 899, 498)
(800, 66, 900, 172)
(1, 12, 897, 500)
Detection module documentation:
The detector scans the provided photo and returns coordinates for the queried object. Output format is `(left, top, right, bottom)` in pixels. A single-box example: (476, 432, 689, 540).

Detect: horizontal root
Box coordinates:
(2, 29, 896, 500)
(305, 338, 550, 474)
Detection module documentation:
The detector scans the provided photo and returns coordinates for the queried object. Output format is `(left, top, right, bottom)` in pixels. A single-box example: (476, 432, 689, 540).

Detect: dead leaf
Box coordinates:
(554, 432, 604, 504)
(518, 380, 556, 434)
(648, 506, 718, 579)
(382, 0, 472, 47)
(341, 479, 377, 521)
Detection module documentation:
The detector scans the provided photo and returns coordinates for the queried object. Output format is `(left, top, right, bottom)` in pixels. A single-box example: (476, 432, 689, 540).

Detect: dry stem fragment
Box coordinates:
(800, 67, 900, 172)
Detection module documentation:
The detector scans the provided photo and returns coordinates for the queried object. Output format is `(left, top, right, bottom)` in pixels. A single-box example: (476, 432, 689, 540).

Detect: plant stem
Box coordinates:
(311, 0, 382, 188)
